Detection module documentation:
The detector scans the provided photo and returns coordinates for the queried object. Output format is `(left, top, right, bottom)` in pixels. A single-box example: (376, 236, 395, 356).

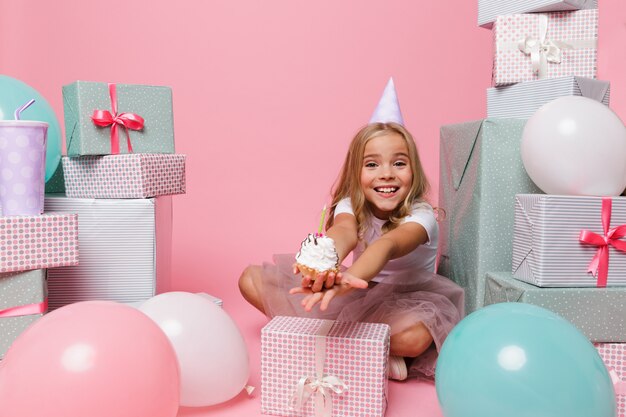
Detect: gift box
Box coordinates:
(595, 343, 626, 417)
(0, 269, 47, 358)
(487, 76, 610, 119)
(485, 272, 626, 342)
(63, 81, 175, 157)
(493, 9, 598, 86)
(45, 163, 66, 194)
(0, 213, 79, 273)
(478, 0, 597, 28)
(513, 194, 626, 287)
(438, 119, 543, 313)
(62, 154, 186, 199)
(44, 195, 172, 309)
(261, 316, 389, 417)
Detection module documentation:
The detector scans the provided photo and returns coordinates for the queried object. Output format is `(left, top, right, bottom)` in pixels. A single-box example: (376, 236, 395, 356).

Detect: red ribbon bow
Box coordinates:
(0, 299, 48, 318)
(91, 83, 144, 154)
(579, 198, 626, 287)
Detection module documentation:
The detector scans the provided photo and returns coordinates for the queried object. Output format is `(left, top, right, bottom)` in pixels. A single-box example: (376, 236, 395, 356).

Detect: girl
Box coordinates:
(239, 121, 464, 381)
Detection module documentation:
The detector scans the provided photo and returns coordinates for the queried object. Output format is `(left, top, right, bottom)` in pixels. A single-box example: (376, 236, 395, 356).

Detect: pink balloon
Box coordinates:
(140, 292, 249, 407)
(0, 301, 180, 417)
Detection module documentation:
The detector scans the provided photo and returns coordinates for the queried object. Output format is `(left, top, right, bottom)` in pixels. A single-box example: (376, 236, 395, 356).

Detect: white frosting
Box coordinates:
(295, 234, 338, 271)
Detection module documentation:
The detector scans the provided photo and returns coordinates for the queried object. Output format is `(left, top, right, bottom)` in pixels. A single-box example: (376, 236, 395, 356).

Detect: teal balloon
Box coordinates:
(0, 75, 62, 182)
(436, 303, 616, 417)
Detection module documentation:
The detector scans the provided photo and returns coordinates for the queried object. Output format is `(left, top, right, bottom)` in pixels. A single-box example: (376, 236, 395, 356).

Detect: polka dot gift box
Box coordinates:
(595, 343, 626, 417)
(0, 213, 79, 273)
(492, 9, 598, 86)
(484, 272, 626, 342)
(62, 153, 186, 199)
(261, 316, 390, 417)
(0, 269, 46, 358)
(62, 81, 175, 157)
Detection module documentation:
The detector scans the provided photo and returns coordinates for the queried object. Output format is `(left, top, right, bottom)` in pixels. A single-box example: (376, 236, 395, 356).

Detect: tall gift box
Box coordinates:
(513, 194, 626, 287)
(261, 316, 389, 417)
(492, 9, 598, 86)
(487, 76, 610, 119)
(44, 195, 172, 309)
(0, 269, 46, 358)
(478, 0, 597, 28)
(485, 272, 626, 342)
(595, 343, 626, 417)
(63, 81, 175, 157)
(438, 119, 542, 313)
(62, 154, 186, 199)
(0, 213, 79, 273)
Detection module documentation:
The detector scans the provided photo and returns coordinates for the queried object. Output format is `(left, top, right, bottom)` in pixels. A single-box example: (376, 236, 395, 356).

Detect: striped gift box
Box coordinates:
(487, 76, 610, 119)
(513, 194, 626, 287)
(478, 0, 597, 28)
(261, 316, 389, 417)
(492, 9, 598, 86)
(43, 195, 172, 310)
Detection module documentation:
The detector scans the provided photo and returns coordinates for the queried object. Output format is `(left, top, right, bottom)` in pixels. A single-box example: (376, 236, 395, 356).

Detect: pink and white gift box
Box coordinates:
(261, 316, 390, 417)
(478, 0, 597, 28)
(0, 213, 79, 273)
(513, 194, 626, 287)
(62, 153, 186, 199)
(595, 343, 626, 417)
(493, 9, 598, 86)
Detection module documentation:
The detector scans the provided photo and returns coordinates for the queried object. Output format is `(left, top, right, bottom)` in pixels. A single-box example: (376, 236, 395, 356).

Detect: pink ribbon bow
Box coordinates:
(0, 299, 48, 318)
(579, 198, 626, 287)
(610, 369, 626, 396)
(91, 83, 145, 154)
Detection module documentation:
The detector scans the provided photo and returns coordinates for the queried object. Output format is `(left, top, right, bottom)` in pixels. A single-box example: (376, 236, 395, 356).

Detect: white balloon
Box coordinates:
(139, 292, 249, 407)
(521, 96, 626, 196)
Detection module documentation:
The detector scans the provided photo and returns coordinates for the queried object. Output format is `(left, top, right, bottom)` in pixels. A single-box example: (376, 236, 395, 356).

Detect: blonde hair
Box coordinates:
(326, 122, 431, 237)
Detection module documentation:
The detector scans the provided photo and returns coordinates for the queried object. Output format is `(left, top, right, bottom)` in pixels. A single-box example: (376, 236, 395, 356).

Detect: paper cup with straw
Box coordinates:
(0, 99, 48, 216)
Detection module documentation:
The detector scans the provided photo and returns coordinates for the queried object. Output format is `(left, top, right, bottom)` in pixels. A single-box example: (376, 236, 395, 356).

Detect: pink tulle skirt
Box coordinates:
(251, 254, 465, 380)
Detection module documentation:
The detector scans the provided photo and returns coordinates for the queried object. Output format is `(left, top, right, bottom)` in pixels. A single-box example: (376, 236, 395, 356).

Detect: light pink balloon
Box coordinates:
(0, 301, 180, 417)
(139, 292, 249, 407)
(521, 96, 626, 196)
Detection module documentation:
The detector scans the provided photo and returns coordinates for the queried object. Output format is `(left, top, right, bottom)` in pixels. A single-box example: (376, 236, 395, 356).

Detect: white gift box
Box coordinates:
(261, 316, 390, 417)
(44, 195, 173, 309)
(595, 343, 626, 417)
(478, 0, 597, 28)
(487, 76, 609, 119)
(492, 9, 598, 86)
(513, 194, 626, 287)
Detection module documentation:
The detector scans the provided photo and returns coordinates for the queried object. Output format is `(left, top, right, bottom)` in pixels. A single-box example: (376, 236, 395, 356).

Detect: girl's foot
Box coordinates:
(388, 355, 408, 381)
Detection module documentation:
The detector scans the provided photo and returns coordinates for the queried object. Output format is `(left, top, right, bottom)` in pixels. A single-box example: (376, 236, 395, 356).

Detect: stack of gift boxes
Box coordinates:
(439, 0, 625, 412)
(44, 81, 186, 311)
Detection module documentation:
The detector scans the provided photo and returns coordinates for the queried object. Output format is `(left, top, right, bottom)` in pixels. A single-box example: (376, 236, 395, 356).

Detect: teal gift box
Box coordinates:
(437, 119, 543, 314)
(484, 272, 626, 342)
(0, 269, 47, 358)
(63, 81, 175, 157)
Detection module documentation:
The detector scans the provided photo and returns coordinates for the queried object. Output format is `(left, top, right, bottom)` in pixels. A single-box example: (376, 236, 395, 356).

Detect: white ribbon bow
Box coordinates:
(291, 375, 348, 417)
(517, 15, 571, 79)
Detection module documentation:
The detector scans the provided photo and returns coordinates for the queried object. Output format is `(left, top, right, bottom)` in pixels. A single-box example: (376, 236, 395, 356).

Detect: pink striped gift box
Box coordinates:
(62, 153, 186, 199)
(261, 316, 389, 417)
(595, 343, 626, 417)
(0, 214, 79, 273)
(492, 9, 598, 86)
(513, 194, 626, 287)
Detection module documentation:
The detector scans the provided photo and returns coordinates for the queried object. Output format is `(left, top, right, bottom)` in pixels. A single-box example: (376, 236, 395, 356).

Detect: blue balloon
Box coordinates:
(436, 303, 616, 417)
(0, 75, 62, 182)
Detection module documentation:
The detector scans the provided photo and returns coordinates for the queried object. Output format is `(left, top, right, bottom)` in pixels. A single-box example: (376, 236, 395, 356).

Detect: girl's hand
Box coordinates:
(289, 272, 368, 312)
(293, 264, 340, 292)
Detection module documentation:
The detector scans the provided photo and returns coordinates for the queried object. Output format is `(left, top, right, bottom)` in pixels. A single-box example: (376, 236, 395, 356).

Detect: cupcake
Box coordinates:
(295, 232, 339, 278)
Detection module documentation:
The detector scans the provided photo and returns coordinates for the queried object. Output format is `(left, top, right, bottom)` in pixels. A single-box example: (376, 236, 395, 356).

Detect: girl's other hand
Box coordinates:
(289, 272, 368, 312)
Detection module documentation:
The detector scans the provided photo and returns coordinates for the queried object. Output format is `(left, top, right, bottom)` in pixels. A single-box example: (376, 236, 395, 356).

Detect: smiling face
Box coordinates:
(360, 133, 413, 219)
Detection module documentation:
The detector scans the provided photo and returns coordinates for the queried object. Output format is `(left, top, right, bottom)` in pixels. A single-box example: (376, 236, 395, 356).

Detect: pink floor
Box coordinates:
(179, 289, 444, 417)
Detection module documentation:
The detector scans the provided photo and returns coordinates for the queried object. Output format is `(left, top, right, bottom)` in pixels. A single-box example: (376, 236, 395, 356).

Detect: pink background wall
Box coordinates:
(1, 0, 624, 307)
